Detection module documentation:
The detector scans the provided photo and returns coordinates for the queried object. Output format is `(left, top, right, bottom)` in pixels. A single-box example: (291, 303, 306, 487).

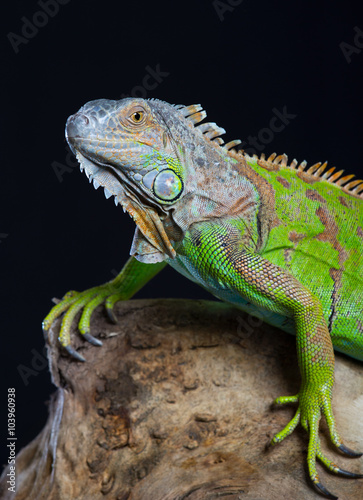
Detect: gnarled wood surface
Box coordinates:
(1, 299, 362, 499)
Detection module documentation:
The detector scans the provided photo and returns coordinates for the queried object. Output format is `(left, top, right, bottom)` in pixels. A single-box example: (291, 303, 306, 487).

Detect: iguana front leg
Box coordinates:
(178, 223, 362, 499)
(43, 257, 166, 360)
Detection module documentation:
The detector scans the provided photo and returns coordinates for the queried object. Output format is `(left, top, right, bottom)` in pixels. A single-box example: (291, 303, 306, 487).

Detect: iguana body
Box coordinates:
(43, 98, 363, 499)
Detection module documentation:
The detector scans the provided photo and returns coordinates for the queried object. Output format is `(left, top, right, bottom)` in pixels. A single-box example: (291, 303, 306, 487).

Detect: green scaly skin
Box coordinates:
(43, 97, 363, 498)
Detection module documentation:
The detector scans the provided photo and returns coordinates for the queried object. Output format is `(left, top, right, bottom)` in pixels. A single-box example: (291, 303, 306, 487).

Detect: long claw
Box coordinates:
(317, 446, 363, 480)
(106, 307, 118, 324)
(338, 444, 363, 458)
(333, 467, 363, 479)
(105, 293, 123, 323)
(64, 345, 86, 362)
(313, 481, 338, 500)
(83, 333, 103, 346)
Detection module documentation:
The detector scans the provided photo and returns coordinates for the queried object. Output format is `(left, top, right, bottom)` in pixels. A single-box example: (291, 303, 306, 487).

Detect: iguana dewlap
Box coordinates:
(43, 98, 363, 499)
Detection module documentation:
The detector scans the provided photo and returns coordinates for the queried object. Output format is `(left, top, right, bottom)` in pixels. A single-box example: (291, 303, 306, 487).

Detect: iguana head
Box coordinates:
(66, 97, 242, 262)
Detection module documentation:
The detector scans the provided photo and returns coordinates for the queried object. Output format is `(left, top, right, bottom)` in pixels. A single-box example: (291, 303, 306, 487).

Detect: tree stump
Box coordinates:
(1, 299, 362, 499)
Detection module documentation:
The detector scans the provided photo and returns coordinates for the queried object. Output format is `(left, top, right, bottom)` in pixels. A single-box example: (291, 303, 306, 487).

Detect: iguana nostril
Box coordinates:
(71, 113, 90, 127)
(66, 113, 91, 139)
(77, 114, 90, 126)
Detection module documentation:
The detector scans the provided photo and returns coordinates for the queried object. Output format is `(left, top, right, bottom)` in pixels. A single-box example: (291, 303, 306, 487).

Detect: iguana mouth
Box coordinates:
(74, 151, 176, 260)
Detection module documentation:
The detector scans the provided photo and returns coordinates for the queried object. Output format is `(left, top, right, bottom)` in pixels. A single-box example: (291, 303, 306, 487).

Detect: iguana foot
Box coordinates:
(271, 384, 363, 498)
(42, 282, 126, 360)
(42, 259, 166, 360)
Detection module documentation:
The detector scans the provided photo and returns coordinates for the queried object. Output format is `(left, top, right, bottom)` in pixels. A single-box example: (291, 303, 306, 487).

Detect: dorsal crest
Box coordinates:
(176, 103, 363, 199)
(250, 153, 363, 198)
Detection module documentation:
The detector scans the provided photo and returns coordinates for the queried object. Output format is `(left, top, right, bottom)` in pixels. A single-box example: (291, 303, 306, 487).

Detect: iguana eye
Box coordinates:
(153, 169, 183, 202)
(130, 110, 145, 124)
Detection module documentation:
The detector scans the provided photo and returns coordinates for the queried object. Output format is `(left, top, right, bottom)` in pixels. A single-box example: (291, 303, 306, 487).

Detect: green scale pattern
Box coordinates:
(246, 157, 363, 361)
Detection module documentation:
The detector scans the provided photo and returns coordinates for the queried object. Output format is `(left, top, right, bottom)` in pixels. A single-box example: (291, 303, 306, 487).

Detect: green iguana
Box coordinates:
(43, 97, 363, 499)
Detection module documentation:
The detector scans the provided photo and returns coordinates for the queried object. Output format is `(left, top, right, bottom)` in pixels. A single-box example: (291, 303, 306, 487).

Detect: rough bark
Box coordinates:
(1, 299, 362, 500)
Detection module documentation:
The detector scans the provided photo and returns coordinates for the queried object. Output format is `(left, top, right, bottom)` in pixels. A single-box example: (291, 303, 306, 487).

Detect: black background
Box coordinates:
(1, 0, 362, 469)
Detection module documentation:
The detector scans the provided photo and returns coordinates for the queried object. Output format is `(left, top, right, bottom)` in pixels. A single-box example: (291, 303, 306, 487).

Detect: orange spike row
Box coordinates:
(336, 174, 356, 186)
(179, 104, 203, 117)
(322, 167, 336, 179)
(297, 160, 307, 171)
(344, 179, 362, 190)
(224, 140, 242, 150)
(196, 122, 213, 133)
(187, 111, 207, 124)
(212, 137, 225, 145)
(314, 162, 329, 176)
(247, 151, 363, 197)
(273, 154, 284, 165)
(205, 129, 225, 139)
(267, 153, 277, 162)
(306, 162, 320, 174)
(280, 154, 288, 166)
(352, 183, 363, 194)
(328, 170, 344, 183)
(274, 154, 288, 166)
(197, 122, 226, 138)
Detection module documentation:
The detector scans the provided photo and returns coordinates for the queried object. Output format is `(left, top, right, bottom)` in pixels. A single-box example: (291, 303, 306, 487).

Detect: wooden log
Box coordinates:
(1, 299, 362, 499)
